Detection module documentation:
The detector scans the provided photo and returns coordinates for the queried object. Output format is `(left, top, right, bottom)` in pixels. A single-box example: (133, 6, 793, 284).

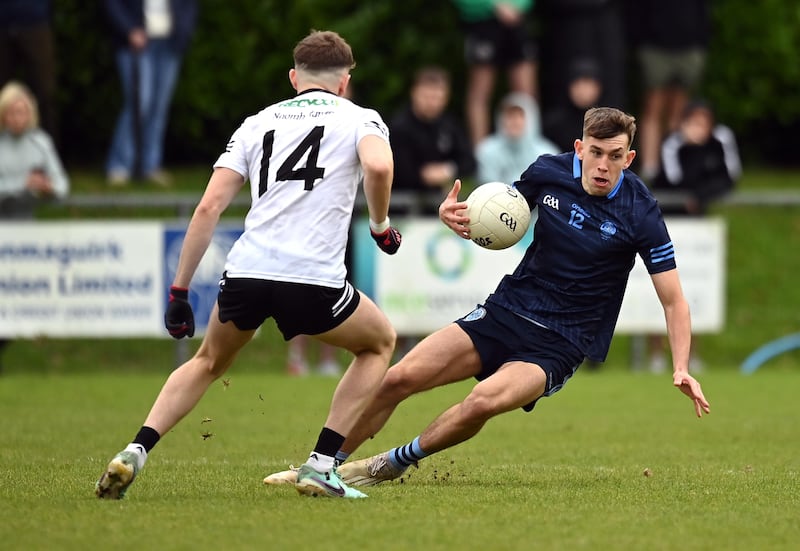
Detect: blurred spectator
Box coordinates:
(476, 92, 558, 184)
(0, 0, 58, 141)
(389, 66, 475, 214)
(538, 0, 626, 114)
(646, 99, 740, 373)
(0, 81, 69, 218)
(452, 0, 539, 146)
(542, 58, 603, 153)
(627, 0, 711, 182)
(653, 100, 740, 215)
(104, 0, 198, 186)
(286, 335, 341, 378)
(0, 80, 69, 370)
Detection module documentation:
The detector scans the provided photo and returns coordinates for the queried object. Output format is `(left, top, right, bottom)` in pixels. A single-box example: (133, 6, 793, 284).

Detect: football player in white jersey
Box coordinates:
(96, 30, 401, 500)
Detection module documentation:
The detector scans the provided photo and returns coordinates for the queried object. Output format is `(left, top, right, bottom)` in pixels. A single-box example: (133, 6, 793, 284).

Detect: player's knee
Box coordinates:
(380, 364, 419, 400)
(460, 391, 499, 423)
(372, 323, 396, 360)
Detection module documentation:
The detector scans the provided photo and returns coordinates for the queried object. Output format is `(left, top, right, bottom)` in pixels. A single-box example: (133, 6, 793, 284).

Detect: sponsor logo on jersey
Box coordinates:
(570, 203, 591, 219)
(600, 220, 617, 240)
(278, 97, 340, 108)
(364, 120, 388, 137)
(462, 306, 486, 322)
(543, 194, 559, 210)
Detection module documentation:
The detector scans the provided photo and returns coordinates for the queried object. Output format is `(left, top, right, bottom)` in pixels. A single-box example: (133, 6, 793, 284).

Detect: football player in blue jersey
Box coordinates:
(265, 107, 710, 488)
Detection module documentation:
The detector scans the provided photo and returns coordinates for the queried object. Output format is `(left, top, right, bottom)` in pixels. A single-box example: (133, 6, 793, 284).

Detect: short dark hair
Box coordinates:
(583, 107, 637, 147)
(293, 30, 355, 72)
(412, 66, 450, 89)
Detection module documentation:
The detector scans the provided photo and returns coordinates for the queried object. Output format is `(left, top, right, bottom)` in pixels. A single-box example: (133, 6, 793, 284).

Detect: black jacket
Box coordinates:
(389, 105, 475, 195)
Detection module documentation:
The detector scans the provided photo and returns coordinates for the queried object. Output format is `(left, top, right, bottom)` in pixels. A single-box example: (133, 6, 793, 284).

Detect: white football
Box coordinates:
(465, 181, 531, 250)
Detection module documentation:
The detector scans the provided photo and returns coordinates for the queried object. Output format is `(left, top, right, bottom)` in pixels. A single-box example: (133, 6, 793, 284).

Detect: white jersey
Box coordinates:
(214, 89, 389, 287)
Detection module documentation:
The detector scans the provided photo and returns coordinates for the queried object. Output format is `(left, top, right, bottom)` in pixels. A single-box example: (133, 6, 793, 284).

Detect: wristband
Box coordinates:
(369, 217, 391, 233)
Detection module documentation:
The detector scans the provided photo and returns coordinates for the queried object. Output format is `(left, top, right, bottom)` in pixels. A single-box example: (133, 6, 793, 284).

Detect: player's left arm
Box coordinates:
(171, 167, 245, 288)
(650, 269, 711, 417)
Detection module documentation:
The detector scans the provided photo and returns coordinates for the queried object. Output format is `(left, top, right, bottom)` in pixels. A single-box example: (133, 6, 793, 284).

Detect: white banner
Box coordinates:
(616, 217, 726, 333)
(376, 221, 531, 333)
(354, 217, 725, 336)
(0, 221, 242, 338)
(0, 221, 164, 337)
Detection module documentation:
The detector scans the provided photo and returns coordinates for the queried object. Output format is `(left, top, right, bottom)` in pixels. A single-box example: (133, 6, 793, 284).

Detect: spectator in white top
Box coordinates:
(0, 80, 68, 219)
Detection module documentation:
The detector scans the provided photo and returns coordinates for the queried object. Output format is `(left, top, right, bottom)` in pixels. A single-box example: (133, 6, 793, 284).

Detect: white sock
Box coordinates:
(306, 452, 335, 472)
(124, 443, 148, 471)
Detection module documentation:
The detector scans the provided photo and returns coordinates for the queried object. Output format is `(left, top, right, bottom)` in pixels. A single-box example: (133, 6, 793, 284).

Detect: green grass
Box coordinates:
(1, 165, 797, 548)
(1, 369, 797, 550)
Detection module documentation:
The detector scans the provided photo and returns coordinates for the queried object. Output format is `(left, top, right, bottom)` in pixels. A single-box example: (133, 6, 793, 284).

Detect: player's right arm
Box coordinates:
(358, 134, 393, 226)
(358, 133, 401, 254)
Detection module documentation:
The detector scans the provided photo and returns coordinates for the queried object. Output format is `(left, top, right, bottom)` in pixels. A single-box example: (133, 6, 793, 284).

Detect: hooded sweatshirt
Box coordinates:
(476, 93, 559, 184)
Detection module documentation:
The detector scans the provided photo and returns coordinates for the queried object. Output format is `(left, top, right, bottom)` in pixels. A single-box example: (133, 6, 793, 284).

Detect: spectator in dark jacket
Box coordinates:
(653, 99, 740, 216)
(389, 66, 476, 214)
(104, 0, 198, 186)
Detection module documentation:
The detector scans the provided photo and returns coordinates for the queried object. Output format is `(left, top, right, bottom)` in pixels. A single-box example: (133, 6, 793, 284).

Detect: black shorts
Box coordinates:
(455, 303, 584, 411)
(463, 19, 538, 67)
(216, 274, 360, 340)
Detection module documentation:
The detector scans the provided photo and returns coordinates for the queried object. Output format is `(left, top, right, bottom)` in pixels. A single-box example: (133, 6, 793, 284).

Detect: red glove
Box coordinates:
(370, 226, 402, 255)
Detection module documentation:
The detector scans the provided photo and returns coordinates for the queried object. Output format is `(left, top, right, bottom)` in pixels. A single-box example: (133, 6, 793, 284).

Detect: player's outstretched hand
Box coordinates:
(673, 371, 711, 418)
(439, 179, 470, 239)
(370, 225, 402, 255)
(164, 286, 195, 339)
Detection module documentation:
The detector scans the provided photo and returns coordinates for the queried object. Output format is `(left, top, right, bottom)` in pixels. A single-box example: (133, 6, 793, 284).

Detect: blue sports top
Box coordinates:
(486, 152, 676, 361)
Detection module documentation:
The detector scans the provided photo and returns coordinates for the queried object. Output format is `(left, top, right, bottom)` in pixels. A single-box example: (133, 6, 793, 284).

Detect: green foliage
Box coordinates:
(1, 371, 798, 550)
(704, 0, 800, 128)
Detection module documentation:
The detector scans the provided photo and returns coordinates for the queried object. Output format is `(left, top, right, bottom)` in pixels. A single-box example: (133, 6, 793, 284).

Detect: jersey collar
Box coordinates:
(572, 153, 624, 199)
(296, 88, 338, 97)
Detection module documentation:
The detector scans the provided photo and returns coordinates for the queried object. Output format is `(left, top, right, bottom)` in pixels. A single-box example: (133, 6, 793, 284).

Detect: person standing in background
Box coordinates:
(537, 0, 626, 116)
(452, 0, 539, 147)
(0, 0, 58, 142)
(286, 335, 342, 378)
(627, 0, 711, 182)
(104, 0, 198, 186)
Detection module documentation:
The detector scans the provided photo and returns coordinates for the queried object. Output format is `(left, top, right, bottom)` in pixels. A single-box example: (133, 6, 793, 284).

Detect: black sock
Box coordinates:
(132, 426, 160, 452)
(313, 427, 345, 458)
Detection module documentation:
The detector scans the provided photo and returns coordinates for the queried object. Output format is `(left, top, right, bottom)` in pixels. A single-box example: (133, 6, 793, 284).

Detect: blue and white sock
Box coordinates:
(388, 436, 429, 469)
(334, 450, 349, 466)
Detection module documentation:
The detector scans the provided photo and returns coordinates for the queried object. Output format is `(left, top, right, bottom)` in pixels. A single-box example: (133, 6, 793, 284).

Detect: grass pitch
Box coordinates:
(1, 368, 797, 550)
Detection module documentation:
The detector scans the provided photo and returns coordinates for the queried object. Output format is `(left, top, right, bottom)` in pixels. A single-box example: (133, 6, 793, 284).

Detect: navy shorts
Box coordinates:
(463, 19, 538, 67)
(455, 303, 584, 411)
(216, 274, 360, 340)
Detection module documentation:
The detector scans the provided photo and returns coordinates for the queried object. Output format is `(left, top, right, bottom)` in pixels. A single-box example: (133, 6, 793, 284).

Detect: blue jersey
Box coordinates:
(486, 152, 676, 361)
